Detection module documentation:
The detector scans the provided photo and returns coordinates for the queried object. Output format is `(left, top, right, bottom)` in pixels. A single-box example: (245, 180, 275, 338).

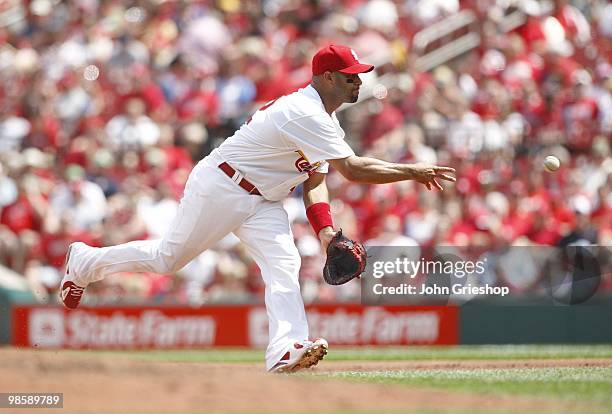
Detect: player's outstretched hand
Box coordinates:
(410, 163, 456, 191)
(318, 227, 337, 251)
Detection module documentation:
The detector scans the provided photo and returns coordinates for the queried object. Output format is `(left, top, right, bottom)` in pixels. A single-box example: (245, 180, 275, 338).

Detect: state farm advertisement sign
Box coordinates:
(12, 305, 457, 349)
(12, 306, 248, 349)
(249, 305, 457, 347)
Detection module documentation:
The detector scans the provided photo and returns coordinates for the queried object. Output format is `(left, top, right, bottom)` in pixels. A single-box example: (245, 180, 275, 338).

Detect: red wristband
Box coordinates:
(306, 202, 333, 236)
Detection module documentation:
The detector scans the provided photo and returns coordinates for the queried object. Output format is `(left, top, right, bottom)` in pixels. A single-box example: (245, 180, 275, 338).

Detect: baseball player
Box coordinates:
(60, 44, 456, 372)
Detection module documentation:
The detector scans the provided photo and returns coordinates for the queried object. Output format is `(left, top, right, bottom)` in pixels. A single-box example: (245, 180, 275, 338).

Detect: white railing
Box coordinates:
(344, 3, 555, 111)
(413, 10, 481, 72)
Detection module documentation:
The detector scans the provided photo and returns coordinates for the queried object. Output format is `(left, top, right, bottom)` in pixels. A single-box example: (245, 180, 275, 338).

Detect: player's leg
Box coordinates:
(234, 201, 327, 372)
(61, 162, 255, 308)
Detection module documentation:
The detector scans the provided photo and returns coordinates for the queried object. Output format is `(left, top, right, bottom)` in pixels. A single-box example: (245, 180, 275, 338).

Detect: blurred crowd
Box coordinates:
(0, 0, 610, 305)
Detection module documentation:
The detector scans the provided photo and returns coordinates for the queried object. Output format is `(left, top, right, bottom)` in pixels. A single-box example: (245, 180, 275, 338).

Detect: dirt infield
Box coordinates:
(1, 348, 610, 414)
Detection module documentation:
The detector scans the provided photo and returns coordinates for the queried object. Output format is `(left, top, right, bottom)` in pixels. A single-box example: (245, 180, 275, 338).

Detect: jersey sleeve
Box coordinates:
(315, 162, 330, 174)
(279, 113, 355, 164)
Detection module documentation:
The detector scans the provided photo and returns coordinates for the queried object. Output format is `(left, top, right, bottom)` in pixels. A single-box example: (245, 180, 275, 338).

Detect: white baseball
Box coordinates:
(83, 65, 100, 81)
(372, 84, 388, 100)
(544, 155, 560, 172)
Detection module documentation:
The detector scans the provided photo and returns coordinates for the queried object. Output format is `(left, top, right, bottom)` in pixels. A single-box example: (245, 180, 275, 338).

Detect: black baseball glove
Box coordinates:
(323, 230, 367, 285)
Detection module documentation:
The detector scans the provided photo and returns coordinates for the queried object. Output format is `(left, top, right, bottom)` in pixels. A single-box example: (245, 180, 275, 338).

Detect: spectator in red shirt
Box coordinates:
(556, 72, 600, 150)
(40, 216, 98, 269)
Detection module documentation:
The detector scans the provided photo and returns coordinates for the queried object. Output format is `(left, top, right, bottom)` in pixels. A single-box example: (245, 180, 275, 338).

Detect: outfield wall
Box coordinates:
(460, 298, 612, 344)
(10, 304, 459, 349)
(5, 299, 612, 349)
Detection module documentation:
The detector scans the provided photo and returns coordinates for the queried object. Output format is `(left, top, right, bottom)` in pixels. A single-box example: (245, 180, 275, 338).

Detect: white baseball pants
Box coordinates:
(70, 154, 308, 370)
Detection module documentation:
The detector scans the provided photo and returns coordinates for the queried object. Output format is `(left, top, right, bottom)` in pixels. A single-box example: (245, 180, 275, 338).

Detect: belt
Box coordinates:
(218, 162, 261, 196)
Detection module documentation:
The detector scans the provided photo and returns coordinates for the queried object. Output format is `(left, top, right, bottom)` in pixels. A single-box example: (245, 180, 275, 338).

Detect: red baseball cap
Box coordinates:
(312, 44, 374, 76)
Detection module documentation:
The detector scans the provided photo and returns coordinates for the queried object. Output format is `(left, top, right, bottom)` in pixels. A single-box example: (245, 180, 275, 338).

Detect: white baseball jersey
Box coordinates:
(213, 84, 355, 201)
(65, 85, 355, 372)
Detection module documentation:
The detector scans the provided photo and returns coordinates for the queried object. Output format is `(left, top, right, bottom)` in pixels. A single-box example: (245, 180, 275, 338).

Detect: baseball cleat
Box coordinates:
(269, 338, 328, 373)
(59, 243, 87, 310)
